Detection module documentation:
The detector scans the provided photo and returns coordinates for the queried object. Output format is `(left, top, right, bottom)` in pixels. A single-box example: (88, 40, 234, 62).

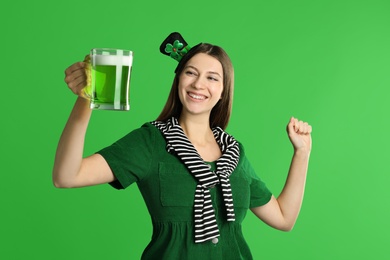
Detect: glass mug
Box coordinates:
(83, 48, 133, 111)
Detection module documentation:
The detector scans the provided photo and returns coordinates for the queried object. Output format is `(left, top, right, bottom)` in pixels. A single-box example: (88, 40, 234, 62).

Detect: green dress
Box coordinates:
(97, 123, 272, 259)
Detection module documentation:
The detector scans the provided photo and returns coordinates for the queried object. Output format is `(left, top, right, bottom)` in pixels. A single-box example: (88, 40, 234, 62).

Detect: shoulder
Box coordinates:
(225, 134, 251, 173)
(237, 141, 246, 156)
(136, 122, 160, 134)
(123, 122, 161, 138)
(111, 122, 163, 149)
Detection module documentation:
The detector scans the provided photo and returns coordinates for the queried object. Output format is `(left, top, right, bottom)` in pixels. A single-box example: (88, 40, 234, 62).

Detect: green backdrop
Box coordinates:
(1, 0, 389, 259)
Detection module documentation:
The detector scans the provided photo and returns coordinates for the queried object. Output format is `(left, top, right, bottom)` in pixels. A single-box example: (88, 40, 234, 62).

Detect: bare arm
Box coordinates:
(251, 117, 312, 231)
(52, 62, 115, 188)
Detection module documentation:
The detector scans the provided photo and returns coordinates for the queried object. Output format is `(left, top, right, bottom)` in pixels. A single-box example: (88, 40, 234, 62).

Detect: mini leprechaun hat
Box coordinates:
(160, 32, 192, 62)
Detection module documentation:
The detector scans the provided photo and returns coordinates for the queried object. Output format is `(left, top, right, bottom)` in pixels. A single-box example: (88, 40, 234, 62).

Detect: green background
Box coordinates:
(1, 0, 389, 259)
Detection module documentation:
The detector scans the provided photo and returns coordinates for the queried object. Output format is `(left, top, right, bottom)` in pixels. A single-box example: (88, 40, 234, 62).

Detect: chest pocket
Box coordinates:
(158, 162, 197, 207)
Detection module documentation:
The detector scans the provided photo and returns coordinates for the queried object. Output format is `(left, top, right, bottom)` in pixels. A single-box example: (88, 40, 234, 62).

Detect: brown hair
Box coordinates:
(156, 43, 234, 130)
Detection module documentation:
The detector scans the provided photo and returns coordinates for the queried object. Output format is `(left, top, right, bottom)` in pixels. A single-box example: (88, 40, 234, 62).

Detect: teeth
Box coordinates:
(189, 93, 206, 100)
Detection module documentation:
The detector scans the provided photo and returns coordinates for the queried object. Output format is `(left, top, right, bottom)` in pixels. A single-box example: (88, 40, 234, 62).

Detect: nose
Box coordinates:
(191, 76, 205, 90)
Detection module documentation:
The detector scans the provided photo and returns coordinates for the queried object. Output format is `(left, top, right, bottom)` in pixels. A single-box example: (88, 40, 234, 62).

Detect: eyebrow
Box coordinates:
(185, 65, 222, 78)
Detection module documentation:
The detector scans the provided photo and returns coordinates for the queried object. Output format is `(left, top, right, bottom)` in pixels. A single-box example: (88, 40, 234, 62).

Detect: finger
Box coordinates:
(69, 76, 87, 94)
(64, 66, 87, 88)
(65, 63, 88, 85)
(65, 74, 87, 94)
(292, 117, 298, 132)
(299, 122, 305, 134)
(290, 116, 313, 134)
(299, 121, 312, 135)
(287, 117, 296, 134)
(293, 118, 301, 133)
(292, 119, 307, 134)
(65, 62, 85, 76)
(303, 122, 309, 134)
(64, 69, 84, 84)
(65, 67, 87, 94)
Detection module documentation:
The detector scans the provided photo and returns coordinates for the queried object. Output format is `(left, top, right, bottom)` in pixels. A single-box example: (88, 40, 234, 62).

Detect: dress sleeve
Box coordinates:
(96, 123, 156, 189)
(249, 169, 273, 208)
(239, 143, 273, 208)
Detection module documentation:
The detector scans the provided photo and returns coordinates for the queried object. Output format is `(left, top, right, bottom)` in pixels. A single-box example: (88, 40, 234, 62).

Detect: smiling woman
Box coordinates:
(54, 32, 312, 260)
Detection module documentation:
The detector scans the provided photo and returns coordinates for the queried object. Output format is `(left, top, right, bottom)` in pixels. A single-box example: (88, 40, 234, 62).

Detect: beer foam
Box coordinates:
(93, 54, 133, 66)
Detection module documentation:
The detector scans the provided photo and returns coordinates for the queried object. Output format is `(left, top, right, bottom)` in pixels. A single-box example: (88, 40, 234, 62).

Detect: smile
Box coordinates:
(188, 92, 207, 100)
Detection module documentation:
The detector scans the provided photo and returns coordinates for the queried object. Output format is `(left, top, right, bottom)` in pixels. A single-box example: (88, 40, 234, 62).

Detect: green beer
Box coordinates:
(90, 49, 133, 111)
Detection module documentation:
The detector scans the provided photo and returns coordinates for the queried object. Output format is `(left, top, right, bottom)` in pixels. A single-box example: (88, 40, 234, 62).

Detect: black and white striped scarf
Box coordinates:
(151, 117, 240, 243)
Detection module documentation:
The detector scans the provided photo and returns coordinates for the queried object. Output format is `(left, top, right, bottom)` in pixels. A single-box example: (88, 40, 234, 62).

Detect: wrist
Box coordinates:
(293, 147, 311, 158)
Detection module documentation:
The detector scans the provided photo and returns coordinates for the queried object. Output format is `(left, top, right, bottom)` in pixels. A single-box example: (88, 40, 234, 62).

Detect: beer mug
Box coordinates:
(83, 48, 133, 111)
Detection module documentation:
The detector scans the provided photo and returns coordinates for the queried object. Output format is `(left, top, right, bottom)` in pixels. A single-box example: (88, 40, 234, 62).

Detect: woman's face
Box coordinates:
(178, 53, 224, 118)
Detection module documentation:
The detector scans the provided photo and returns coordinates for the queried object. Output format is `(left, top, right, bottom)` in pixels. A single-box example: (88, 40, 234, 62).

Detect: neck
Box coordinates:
(178, 113, 214, 145)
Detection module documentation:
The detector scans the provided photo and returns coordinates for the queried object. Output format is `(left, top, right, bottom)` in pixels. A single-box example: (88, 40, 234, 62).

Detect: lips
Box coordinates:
(188, 92, 207, 100)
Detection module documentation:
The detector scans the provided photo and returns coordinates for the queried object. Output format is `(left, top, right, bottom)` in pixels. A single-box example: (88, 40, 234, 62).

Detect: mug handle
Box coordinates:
(81, 54, 92, 99)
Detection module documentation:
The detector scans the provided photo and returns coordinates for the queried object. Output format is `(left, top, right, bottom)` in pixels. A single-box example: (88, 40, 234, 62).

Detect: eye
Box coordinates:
(185, 70, 196, 76)
(208, 76, 219, 81)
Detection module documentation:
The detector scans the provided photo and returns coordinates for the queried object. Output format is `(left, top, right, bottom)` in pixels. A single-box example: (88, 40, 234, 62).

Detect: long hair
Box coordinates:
(156, 43, 234, 130)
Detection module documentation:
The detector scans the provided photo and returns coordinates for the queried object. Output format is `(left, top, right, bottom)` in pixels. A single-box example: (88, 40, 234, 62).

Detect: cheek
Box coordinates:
(177, 84, 186, 103)
(214, 85, 224, 98)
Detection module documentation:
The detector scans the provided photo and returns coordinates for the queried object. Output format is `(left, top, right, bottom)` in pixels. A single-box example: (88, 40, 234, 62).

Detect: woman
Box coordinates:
(53, 33, 312, 259)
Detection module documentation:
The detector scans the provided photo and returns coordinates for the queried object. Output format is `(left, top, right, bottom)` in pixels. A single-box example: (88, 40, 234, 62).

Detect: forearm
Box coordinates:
(52, 97, 92, 187)
(276, 149, 310, 229)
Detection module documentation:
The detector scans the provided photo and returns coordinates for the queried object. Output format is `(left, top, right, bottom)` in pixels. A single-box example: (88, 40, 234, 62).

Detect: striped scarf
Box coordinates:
(151, 117, 240, 243)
